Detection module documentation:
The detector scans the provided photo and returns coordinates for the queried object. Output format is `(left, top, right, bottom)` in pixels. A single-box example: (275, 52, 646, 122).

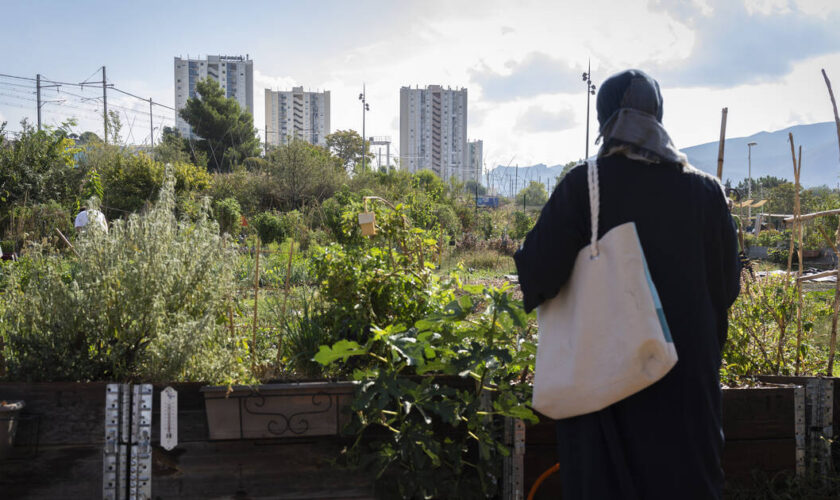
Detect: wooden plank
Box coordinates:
(0, 382, 107, 445)
(152, 439, 375, 499)
(757, 376, 839, 429)
(722, 387, 795, 440)
(723, 439, 796, 483)
(0, 444, 101, 499)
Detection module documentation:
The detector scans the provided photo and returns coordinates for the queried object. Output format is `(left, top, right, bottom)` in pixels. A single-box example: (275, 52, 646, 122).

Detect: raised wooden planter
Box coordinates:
(200, 381, 357, 440)
(522, 384, 802, 499)
(0, 381, 808, 498)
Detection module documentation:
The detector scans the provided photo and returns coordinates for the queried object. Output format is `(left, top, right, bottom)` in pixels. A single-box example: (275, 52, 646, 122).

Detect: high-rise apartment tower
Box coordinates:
(174, 55, 254, 137)
(264, 87, 330, 147)
(399, 85, 469, 181)
(467, 140, 483, 183)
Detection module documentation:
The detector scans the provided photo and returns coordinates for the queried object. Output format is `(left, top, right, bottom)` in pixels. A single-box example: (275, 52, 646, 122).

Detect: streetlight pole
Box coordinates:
(582, 60, 597, 159)
(358, 85, 370, 172)
(748, 141, 757, 226)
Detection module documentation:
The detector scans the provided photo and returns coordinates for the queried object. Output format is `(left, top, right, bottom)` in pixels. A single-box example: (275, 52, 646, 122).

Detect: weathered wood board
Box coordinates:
(523, 386, 799, 498)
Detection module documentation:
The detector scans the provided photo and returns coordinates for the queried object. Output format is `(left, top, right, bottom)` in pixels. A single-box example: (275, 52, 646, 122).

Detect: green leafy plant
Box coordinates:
(1, 171, 247, 383)
(311, 200, 451, 337)
(252, 211, 285, 244)
(722, 272, 831, 384)
(314, 283, 537, 499)
(214, 197, 242, 236)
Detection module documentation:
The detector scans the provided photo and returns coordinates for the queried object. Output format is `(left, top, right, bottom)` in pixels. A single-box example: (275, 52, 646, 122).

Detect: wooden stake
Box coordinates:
(252, 239, 260, 375)
(828, 220, 840, 376)
(790, 138, 804, 375)
(716, 107, 728, 181)
(281, 240, 295, 317)
(822, 69, 840, 163)
(55, 228, 80, 257)
(823, 68, 840, 375)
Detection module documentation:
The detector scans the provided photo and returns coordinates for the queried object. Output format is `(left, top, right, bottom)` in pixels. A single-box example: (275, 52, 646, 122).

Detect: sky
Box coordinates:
(1, 0, 839, 170)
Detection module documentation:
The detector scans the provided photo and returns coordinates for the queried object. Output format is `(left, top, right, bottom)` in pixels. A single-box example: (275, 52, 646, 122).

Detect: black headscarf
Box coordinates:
(596, 69, 685, 164)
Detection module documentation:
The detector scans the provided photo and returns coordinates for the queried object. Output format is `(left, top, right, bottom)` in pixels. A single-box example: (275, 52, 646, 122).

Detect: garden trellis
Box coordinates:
(778, 69, 840, 376)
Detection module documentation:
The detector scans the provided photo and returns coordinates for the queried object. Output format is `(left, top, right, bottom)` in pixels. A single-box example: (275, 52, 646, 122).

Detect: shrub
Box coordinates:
(722, 272, 831, 384)
(252, 211, 285, 244)
(1, 172, 245, 383)
(214, 197, 242, 236)
(314, 284, 537, 499)
(510, 211, 534, 240)
(311, 201, 452, 336)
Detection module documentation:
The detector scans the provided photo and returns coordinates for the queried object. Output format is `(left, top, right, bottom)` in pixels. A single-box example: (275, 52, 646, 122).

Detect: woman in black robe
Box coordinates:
(514, 69, 741, 499)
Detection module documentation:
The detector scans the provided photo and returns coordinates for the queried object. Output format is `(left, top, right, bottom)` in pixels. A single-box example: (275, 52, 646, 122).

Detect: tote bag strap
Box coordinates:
(586, 159, 600, 258)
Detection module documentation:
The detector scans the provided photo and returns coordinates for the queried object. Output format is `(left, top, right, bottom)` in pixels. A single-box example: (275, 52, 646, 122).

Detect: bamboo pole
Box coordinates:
(783, 208, 840, 224)
(823, 69, 840, 163)
(716, 108, 728, 180)
(791, 138, 804, 375)
(252, 239, 260, 374)
(55, 228, 80, 257)
(281, 239, 295, 317)
(828, 221, 840, 376)
(824, 69, 840, 375)
(797, 269, 838, 282)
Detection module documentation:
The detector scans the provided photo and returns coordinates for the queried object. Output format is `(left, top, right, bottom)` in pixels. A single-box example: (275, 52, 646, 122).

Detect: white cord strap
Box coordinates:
(587, 159, 600, 258)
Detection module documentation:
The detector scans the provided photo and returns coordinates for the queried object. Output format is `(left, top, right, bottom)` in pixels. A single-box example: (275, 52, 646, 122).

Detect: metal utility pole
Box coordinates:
(748, 141, 757, 223)
(36, 74, 42, 130)
(514, 164, 518, 198)
(102, 66, 108, 144)
(582, 60, 597, 159)
(149, 98, 154, 147)
(358, 84, 369, 172)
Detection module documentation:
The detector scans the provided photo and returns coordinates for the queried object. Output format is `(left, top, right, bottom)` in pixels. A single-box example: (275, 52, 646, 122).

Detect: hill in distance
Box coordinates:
(488, 122, 840, 197)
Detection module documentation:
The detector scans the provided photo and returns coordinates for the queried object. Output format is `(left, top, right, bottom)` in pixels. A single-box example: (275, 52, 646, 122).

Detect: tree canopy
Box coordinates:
(516, 180, 548, 207)
(179, 78, 261, 172)
(325, 129, 372, 172)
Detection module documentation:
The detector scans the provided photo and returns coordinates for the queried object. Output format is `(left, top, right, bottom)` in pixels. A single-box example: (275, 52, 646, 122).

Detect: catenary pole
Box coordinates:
(149, 97, 154, 147)
(36, 74, 42, 131)
(102, 66, 108, 144)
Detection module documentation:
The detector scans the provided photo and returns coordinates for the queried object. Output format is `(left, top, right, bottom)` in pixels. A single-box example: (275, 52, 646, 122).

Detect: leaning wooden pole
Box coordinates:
(716, 107, 728, 181)
(822, 69, 840, 163)
(791, 138, 805, 375)
(822, 68, 840, 375)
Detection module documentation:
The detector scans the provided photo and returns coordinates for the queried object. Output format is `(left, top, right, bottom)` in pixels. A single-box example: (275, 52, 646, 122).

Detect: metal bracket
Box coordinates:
(503, 418, 525, 500)
(103, 384, 153, 500)
(794, 385, 806, 477)
(805, 378, 834, 477)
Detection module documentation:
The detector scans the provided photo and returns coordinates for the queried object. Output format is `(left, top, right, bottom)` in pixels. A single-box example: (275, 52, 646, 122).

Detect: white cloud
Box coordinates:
(515, 105, 577, 133)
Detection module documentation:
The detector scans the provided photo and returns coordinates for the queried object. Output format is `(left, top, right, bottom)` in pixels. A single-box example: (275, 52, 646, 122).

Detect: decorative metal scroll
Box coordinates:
(241, 391, 334, 437)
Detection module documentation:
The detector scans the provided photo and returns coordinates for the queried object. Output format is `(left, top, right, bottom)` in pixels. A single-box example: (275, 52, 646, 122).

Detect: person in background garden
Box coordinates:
(514, 69, 741, 499)
(74, 205, 108, 233)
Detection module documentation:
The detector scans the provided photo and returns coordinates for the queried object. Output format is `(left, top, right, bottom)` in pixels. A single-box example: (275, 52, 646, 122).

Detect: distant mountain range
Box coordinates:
(488, 122, 840, 197)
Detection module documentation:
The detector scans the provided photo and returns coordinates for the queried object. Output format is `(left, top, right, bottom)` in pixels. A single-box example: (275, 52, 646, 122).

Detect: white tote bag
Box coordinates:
(532, 159, 677, 420)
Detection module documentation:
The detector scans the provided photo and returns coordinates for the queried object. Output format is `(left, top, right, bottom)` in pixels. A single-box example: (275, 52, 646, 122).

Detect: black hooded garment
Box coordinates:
(514, 71, 741, 499)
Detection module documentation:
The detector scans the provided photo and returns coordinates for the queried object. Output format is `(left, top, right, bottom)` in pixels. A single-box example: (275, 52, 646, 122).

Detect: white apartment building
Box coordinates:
(399, 85, 469, 181)
(174, 55, 254, 137)
(467, 139, 483, 182)
(264, 87, 330, 147)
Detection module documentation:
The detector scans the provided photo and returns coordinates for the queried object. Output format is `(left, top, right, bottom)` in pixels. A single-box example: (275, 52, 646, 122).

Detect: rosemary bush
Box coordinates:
(2, 173, 247, 382)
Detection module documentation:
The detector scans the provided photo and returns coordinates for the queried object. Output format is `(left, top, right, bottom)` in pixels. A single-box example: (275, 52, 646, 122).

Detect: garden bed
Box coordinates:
(0, 381, 810, 499)
(523, 384, 802, 499)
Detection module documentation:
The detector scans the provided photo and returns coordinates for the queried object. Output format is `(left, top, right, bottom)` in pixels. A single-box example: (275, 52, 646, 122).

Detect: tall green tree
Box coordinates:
(325, 129, 372, 172)
(515, 180, 548, 207)
(179, 78, 260, 172)
(263, 139, 345, 210)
